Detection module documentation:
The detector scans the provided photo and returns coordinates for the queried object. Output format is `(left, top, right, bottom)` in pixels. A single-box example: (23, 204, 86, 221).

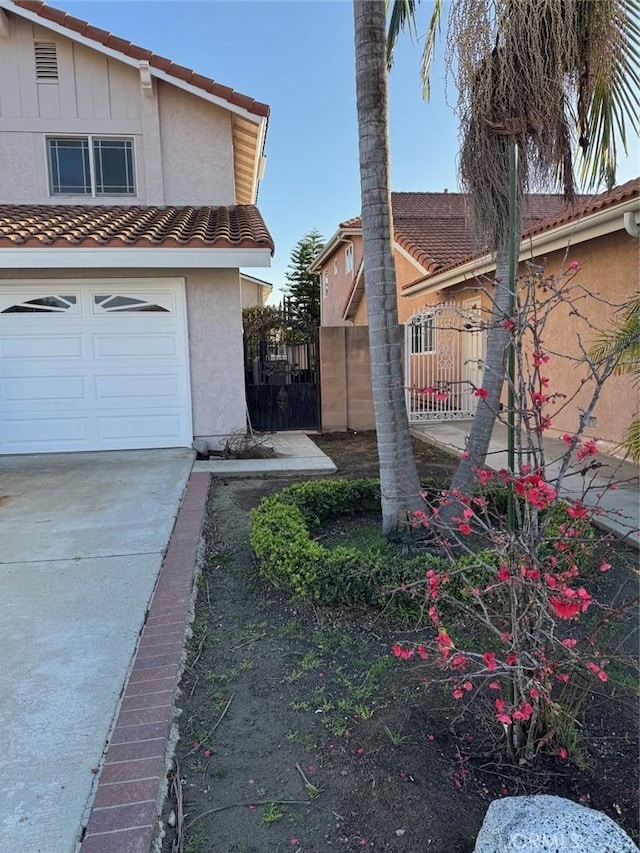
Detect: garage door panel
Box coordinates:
(92, 334, 178, 359)
(3, 375, 86, 403)
(0, 281, 192, 454)
(1, 335, 84, 359)
(3, 413, 90, 447)
(97, 412, 186, 442)
(95, 373, 181, 402)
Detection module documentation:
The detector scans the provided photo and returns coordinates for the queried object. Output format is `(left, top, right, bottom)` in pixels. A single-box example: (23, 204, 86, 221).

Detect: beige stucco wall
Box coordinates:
(320, 235, 364, 326)
(0, 14, 235, 205)
(157, 82, 235, 205)
(515, 230, 639, 452)
(0, 266, 247, 447)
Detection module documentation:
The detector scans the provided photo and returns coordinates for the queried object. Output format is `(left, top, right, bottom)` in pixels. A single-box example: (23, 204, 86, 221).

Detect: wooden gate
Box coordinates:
(243, 307, 320, 431)
(405, 301, 486, 422)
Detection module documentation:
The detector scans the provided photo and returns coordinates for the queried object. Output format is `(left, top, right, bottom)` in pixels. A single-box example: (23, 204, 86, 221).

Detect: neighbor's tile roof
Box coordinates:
(341, 192, 590, 274)
(400, 178, 640, 287)
(12, 0, 270, 118)
(0, 205, 275, 252)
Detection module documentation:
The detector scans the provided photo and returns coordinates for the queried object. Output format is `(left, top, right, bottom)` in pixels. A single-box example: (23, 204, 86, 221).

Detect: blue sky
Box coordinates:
(63, 1, 638, 299)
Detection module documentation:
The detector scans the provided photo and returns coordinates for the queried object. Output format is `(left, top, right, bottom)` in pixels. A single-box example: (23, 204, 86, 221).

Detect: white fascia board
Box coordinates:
(309, 228, 360, 272)
(393, 242, 428, 274)
(402, 199, 640, 298)
(0, 248, 273, 269)
(0, 0, 267, 127)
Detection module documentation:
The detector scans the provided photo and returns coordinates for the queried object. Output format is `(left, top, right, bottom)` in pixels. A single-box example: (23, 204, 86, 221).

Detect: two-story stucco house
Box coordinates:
(0, 0, 274, 454)
(314, 183, 640, 457)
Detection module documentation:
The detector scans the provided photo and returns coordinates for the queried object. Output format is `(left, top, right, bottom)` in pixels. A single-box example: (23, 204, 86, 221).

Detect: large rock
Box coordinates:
(474, 795, 638, 853)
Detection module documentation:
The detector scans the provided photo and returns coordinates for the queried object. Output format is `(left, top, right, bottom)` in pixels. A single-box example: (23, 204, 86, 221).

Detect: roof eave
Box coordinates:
(402, 197, 640, 298)
(0, 246, 273, 269)
(308, 227, 361, 272)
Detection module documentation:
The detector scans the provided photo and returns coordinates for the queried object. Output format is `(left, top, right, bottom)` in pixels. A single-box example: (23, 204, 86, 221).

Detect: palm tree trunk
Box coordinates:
(353, 0, 423, 537)
(448, 242, 512, 493)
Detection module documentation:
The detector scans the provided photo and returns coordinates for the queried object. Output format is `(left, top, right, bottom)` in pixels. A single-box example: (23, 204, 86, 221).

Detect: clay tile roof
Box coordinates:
(399, 179, 639, 289)
(12, 0, 270, 118)
(341, 191, 593, 273)
(0, 205, 275, 253)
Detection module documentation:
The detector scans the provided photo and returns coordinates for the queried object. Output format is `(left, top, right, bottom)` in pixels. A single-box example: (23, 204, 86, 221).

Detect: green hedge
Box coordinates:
(249, 478, 444, 605)
(249, 477, 595, 607)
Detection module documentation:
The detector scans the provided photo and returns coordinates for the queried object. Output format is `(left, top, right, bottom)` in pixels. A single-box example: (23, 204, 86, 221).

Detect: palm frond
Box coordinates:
(578, 0, 640, 190)
(589, 296, 640, 374)
(618, 417, 640, 462)
(420, 0, 444, 100)
(386, 0, 418, 69)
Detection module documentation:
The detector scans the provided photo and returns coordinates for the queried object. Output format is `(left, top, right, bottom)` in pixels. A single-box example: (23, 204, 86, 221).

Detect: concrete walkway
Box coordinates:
(0, 449, 194, 853)
(193, 431, 337, 476)
(411, 421, 639, 547)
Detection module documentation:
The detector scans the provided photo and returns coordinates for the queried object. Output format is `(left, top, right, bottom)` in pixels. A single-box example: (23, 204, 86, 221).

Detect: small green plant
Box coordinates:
(262, 802, 285, 824)
(354, 703, 374, 720)
(285, 729, 315, 750)
(185, 820, 207, 853)
(383, 724, 408, 746)
(290, 699, 313, 712)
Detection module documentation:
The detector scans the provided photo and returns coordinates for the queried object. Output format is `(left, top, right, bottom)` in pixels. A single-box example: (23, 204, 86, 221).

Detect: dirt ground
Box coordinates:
(162, 432, 639, 853)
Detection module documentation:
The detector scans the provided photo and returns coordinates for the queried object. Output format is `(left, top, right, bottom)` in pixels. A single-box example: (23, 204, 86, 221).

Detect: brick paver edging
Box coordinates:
(79, 472, 210, 853)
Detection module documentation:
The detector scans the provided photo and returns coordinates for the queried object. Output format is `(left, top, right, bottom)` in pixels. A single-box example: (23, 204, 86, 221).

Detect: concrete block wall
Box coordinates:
(319, 326, 379, 432)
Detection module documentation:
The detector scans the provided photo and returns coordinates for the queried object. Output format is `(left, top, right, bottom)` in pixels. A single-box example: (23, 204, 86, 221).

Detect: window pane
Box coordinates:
(93, 139, 135, 194)
(48, 139, 90, 194)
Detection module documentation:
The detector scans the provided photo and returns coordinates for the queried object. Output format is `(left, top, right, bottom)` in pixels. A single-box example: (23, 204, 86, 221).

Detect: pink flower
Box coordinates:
(474, 387, 489, 398)
(599, 561, 612, 572)
(561, 432, 577, 447)
(356, 747, 365, 755)
(532, 350, 550, 367)
(392, 643, 414, 661)
(531, 391, 547, 407)
(290, 839, 300, 846)
(458, 522, 472, 535)
(557, 746, 569, 759)
(489, 681, 501, 690)
(586, 661, 608, 682)
(512, 702, 533, 722)
(561, 638, 577, 648)
(497, 565, 510, 582)
(436, 391, 448, 401)
(452, 687, 464, 699)
(550, 597, 583, 620)
(462, 449, 471, 459)
(567, 503, 588, 519)
(577, 439, 598, 460)
(477, 468, 493, 486)
(502, 317, 516, 330)
(483, 651, 497, 672)
(567, 260, 580, 271)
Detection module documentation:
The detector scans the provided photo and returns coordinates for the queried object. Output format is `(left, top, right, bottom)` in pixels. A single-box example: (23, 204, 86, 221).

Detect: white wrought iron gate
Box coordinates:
(405, 301, 486, 422)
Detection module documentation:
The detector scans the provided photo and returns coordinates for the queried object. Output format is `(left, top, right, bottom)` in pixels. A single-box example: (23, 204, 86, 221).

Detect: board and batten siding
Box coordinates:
(0, 14, 236, 205)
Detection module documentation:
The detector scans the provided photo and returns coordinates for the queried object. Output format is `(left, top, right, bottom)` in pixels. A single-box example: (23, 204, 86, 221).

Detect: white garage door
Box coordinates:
(0, 280, 193, 454)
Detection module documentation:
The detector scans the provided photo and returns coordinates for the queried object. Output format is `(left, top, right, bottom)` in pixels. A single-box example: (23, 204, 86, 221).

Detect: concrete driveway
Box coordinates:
(0, 449, 194, 853)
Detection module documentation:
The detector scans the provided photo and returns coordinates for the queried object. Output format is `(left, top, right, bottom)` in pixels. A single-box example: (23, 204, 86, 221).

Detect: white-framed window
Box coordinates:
(323, 270, 329, 298)
(410, 314, 435, 354)
(333, 259, 338, 275)
(46, 136, 136, 196)
(345, 244, 354, 274)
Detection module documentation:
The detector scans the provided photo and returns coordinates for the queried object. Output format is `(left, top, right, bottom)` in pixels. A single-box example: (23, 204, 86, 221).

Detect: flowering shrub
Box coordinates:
(392, 261, 634, 764)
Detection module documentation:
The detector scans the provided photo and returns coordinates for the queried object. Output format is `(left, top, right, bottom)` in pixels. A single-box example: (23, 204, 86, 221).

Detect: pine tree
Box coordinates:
(284, 230, 325, 323)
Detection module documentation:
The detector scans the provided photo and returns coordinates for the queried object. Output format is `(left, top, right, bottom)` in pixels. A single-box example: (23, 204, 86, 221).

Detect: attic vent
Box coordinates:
(34, 41, 58, 81)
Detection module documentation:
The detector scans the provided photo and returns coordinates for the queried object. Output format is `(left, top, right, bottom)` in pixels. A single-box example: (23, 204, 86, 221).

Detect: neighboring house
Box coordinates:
(316, 182, 640, 457)
(0, 0, 274, 454)
(240, 273, 273, 308)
